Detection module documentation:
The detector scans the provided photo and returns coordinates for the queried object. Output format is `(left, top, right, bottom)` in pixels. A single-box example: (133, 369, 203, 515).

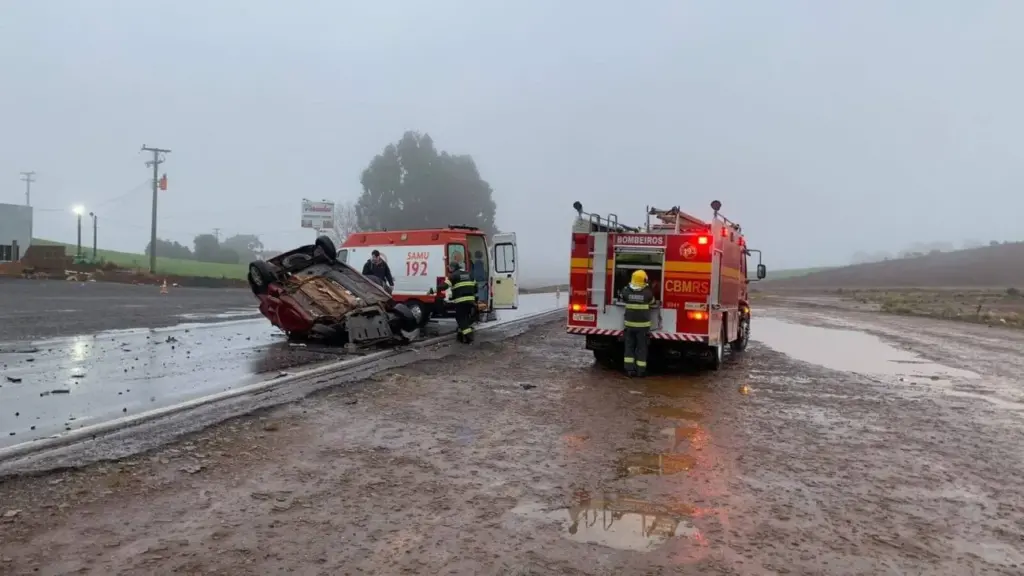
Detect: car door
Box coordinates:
(490, 232, 519, 309)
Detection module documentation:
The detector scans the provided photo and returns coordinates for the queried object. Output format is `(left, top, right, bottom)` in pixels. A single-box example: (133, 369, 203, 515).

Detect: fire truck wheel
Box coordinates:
(592, 349, 622, 370)
(708, 323, 726, 371)
(731, 317, 750, 352)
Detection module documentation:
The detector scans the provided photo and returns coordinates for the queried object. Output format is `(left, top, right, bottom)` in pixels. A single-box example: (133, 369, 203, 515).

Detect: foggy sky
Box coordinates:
(2, 0, 1022, 278)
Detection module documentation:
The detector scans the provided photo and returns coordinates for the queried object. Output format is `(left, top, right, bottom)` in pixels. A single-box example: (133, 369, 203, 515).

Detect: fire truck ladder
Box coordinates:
(571, 201, 641, 307)
(646, 206, 709, 234)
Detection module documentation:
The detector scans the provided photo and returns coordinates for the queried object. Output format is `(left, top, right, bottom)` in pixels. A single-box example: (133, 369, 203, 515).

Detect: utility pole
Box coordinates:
(19, 171, 36, 240)
(212, 228, 221, 242)
(19, 171, 35, 206)
(141, 145, 171, 274)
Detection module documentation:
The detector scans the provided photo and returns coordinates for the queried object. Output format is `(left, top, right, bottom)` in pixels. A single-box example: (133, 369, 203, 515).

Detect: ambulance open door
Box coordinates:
(491, 232, 519, 309)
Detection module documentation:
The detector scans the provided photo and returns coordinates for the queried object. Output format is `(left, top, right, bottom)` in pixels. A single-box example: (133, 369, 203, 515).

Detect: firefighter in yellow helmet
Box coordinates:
(619, 269, 655, 377)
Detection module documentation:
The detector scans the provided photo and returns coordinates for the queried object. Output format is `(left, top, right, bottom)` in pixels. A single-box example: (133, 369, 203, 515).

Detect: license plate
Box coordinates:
(572, 313, 596, 323)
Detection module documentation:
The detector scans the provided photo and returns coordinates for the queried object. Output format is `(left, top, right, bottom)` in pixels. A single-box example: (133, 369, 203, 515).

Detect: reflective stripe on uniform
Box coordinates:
(624, 357, 635, 364)
(624, 320, 651, 328)
(636, 360, 647, 367)
(460, 327, 473, 334)
(452, 281, 476, 290)
(452, 296, 476, 304)
(624, 303, 650, 310)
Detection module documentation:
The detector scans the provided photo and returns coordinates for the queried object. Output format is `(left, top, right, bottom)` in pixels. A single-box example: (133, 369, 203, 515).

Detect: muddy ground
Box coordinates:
(756, 287, 1024, 329)
(2, 307, 1023, 575)
(0, 278, 257, 341)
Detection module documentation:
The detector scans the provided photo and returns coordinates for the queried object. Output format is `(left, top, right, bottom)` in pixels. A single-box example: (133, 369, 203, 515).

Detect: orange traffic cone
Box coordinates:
(160, 280, 168, 294)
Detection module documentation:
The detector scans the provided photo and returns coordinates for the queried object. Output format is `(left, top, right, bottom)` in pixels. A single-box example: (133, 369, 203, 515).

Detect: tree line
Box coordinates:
(145, 233, 270, 265)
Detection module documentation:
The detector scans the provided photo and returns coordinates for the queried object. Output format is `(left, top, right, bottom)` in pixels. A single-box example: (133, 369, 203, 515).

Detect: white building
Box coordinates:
(0, 203, 33, 262)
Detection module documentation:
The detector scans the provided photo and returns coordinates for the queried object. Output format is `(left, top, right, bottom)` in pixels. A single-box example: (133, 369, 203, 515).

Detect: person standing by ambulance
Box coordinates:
(443, 261, 478, 343)
(619, 269, 655, 377)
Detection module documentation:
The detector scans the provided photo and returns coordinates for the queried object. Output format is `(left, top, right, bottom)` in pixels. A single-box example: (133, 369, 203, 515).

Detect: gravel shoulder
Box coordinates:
(1, 311, 1022, 575)
(0, 278, 255, 341)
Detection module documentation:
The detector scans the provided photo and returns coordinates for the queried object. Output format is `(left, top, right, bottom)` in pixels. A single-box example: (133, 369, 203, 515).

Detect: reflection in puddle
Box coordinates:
(753, 317, 978, 379)
(645, 405, 703, 421)
(641, 378, 705, 399)
(511, 493, 698, 552)
(617, 452, 696, 477)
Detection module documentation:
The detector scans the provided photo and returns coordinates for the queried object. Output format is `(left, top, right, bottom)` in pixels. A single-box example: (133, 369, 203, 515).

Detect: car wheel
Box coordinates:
(315, 235, 337, 261)
(405, 300, 430, 328)
(248, 261, 276, 295)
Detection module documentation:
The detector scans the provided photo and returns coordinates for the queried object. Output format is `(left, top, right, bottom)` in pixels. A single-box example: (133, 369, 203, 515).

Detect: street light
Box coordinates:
(72, 205, 85, 259)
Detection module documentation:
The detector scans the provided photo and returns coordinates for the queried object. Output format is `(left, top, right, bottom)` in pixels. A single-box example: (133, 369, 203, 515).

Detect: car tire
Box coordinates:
(405, 300, 430, 328)
(315, 235, 337, 261)
(248, 261, 276, 295)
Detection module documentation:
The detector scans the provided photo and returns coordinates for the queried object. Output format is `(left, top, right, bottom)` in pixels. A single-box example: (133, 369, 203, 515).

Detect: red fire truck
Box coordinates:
(566, 200, 767, 370)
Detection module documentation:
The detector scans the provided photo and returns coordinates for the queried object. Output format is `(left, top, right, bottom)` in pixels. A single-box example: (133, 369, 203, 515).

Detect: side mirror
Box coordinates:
(756, 264, 767, 280)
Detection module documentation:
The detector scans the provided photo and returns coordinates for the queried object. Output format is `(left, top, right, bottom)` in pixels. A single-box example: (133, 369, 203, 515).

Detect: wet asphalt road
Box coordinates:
(0, 293, 562, 449)
(1, 302, 1022, 575)
(0, 278, 257, 341)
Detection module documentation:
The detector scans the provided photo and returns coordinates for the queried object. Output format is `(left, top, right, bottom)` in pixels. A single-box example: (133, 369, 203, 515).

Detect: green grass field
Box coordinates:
(33, 239, 248, 280)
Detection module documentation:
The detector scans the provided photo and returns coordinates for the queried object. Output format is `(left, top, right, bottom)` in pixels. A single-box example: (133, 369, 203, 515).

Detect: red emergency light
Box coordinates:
(697, 236, 709, 245)
(686, 311, 707, 321)
(571, 303, 584, 312)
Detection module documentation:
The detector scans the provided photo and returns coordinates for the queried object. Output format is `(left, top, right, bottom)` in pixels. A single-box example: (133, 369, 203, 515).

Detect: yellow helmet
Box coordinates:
(631, 269, 648, 286)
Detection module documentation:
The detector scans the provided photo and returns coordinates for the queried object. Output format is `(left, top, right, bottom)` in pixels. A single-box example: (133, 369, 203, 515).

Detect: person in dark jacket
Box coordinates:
(362, 250, 394, 288)
(619, 269, 655, 377)
(443, 262, 478, 343)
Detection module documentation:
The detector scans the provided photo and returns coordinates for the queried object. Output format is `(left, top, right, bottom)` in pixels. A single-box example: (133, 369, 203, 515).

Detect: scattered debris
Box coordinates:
(4, 376, 21, 383)
(50, 389, 71, 394)
(3, 510, 21, 519)
(520, 383, 537, 390)
(179, 464, 205, 474)
(344, 398, 358, 405)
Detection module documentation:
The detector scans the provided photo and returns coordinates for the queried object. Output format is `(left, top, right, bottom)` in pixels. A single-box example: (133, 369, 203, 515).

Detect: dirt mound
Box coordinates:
(768, 242, 1024, 289)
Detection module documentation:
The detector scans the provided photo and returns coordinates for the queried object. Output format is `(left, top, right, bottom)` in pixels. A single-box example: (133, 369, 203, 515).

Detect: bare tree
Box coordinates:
(333, 200, 361, 244)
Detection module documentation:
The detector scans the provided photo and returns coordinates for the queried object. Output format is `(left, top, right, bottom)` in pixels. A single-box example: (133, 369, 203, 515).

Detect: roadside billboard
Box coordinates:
(301, 199, 335, 230)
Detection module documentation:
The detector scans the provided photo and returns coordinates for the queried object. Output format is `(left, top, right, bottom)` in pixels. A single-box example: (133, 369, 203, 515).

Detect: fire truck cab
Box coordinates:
(340, 225, 519, 327)
(566, 200, 767, 370)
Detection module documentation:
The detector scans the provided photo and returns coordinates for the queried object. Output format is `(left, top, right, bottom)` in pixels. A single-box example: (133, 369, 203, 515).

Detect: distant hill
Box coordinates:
(764, 242, 1024, 289)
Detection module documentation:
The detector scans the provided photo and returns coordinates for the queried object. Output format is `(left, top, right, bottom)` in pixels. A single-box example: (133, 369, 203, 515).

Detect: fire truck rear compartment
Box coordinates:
(611, 250, 664, 298)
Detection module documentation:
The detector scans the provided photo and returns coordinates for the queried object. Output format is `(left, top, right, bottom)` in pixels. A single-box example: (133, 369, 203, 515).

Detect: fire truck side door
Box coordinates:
(491, 232, 519, 309)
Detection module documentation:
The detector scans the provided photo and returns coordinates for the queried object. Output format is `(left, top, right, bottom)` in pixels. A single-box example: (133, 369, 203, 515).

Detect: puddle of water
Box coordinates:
(177, 309, 261, 321)
(511, 496, 698, 552)
(752, 318, 978, 379)
(640, 378, 706, 399)
(645, 405, 703, 421)
(617, 452, 696, 477)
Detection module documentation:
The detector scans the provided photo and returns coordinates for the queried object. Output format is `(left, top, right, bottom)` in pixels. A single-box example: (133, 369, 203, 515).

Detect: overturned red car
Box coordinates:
(247, 236, 420, 345)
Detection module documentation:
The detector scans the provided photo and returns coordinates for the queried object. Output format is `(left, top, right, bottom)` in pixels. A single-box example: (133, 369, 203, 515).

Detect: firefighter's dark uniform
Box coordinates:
(620, 281, 655, 376)
(444, 264, 478, 343)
